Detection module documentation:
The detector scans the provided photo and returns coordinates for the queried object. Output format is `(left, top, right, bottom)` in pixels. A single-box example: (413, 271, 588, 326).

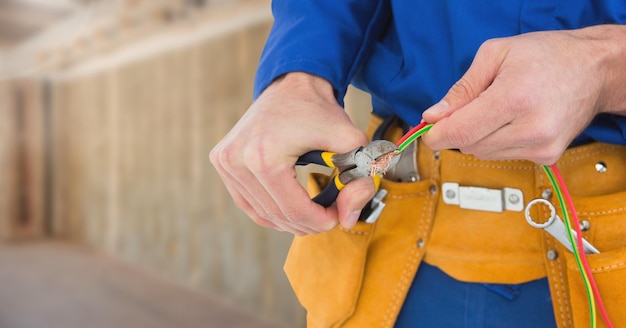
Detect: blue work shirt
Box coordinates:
(254, 0, 626, 145)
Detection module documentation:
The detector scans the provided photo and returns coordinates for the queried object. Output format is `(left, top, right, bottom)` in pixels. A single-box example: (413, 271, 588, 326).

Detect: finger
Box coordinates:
(256, 164, 340, 233)
(220, 165, 317, 235)
(422, 39, 506, 123)
(335, 177, 377, 229)
(422, 86, 514, 151)
(212, 167, 281, 230)
(236, 143, 339, 233)
(458, 121, 567, 165)
(213, 146, 313, 235)
(310, 119, 370, 156)
(217, 138, 341, 234)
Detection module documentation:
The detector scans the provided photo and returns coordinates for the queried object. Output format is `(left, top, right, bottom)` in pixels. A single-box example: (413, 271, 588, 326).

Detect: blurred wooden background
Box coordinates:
(0, 0, 372, 326)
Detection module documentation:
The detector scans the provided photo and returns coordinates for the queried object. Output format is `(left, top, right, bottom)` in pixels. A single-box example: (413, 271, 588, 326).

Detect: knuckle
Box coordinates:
(531, 144, 564, 165)
(448, 77, 477, 101)
(526, 125, 558, 145)
(458, 145, 478, 157)
(479, 38, 499, 52)
(333, 129, 368, 153)
(478, 38, 505, 58)
(218, 146, 239, 168)
(243, 144, 272, 174)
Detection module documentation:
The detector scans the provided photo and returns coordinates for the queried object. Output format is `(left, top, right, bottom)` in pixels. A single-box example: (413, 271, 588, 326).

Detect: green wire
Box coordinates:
(397, 124, 433, 152)
(542, 165, 596, 328)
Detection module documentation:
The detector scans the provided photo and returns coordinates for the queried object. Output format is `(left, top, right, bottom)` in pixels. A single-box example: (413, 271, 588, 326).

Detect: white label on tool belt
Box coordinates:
(442, 182, 524, 213)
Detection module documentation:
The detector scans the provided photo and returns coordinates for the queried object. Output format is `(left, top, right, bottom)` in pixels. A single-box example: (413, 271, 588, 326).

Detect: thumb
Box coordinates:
(325, 121, 369, 154)
(335, 177, 377, 229)
(422, 40, 504, 123)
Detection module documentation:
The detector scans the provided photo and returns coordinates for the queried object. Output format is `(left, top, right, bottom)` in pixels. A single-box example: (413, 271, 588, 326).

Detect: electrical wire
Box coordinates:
(544, 165, 614, 328)
(395, 123, 613, 328)
(543, 165, 597, 328)
(396, 122, 433, 151)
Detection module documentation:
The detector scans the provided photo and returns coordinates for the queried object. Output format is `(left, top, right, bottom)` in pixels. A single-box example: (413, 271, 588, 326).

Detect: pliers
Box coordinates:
(296, 140, 400, 207)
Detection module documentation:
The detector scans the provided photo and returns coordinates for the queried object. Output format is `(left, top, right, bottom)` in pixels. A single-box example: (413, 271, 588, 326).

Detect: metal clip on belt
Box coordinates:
(442, 182, 524, 213)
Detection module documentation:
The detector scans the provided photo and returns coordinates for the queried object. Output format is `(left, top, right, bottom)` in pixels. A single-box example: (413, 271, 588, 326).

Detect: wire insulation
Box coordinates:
(545, 165, 614, 328)
(396, 122, 433, 151)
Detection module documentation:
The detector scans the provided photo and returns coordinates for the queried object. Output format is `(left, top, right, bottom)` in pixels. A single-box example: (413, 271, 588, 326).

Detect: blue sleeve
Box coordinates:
(253, 0, 390, 104)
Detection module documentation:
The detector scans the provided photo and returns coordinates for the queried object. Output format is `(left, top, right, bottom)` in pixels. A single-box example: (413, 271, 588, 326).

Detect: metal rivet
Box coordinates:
(547, 249, 558, 261)
(508, 194, 520, 205)
(541, 189, 553, 200)
(445, 189, 456, 199)
(417, 238, 425, 249)
(429, 184, 437, 194)
(595, 161, 607, 173)
(409, 175, 418, 182)
(580, 220, 591, 232)
(433, 151, 440, 160)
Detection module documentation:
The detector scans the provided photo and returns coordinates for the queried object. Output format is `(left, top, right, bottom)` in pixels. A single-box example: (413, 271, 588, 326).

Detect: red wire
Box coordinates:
(396, 121, 429, 147)
(549, 164, 614, 328)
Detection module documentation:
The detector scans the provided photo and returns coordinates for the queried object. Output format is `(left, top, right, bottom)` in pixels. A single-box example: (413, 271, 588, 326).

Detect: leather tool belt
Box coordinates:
(285, 115, 626, 328)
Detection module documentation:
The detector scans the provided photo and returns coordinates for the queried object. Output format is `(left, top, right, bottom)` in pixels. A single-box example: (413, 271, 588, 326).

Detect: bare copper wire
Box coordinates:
(368, 151, 399, 176)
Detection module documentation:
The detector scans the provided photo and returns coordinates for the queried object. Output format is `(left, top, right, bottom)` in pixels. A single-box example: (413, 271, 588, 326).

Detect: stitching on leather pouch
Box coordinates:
(559, 145, 619, 164)
(417, 190, 432, 241)
(590, 261, 626, 272)
(578, 207, 626, 216)
(382, 246, 419, 327)
(386, 191, 430, 200)
(446, 160, 536, 170)
(547, 237, 573, 327)
(446, 151, 528, 163)
(338, 226, 370, 236)
(381, 194, 434, 327)
(444, 144, 623, 169)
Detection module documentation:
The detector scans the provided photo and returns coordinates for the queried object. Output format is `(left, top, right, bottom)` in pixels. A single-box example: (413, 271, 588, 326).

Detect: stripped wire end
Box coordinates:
(369, 150, 400, 176)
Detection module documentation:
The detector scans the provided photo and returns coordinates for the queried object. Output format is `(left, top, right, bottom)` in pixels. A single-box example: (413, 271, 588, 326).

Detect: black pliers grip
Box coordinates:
(296, 140, 399, 207)
(296, 150, 347, 207)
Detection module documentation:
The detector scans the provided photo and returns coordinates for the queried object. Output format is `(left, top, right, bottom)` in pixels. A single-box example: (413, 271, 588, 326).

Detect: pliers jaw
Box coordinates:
(296, 140, 400, 208)
(334, 140, 400, 185)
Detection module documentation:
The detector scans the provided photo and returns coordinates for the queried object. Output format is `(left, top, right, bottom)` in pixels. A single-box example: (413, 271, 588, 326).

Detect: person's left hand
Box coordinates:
(421, 25, 626, 164)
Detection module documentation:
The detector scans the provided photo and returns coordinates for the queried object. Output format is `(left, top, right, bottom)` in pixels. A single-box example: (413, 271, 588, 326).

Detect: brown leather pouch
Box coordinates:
(563, 190, 626, 327)
(284, 171, 437, 328)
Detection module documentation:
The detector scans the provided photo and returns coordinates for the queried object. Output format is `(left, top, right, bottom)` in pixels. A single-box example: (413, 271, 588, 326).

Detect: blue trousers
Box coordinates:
(395, 262, 557, 328)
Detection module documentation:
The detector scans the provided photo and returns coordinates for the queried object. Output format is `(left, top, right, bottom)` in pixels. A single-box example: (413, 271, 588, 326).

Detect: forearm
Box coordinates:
(578, 24, 626, 116)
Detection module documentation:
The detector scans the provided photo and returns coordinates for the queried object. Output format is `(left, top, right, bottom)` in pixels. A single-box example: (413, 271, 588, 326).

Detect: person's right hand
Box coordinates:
(209, 72, 374, 235)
